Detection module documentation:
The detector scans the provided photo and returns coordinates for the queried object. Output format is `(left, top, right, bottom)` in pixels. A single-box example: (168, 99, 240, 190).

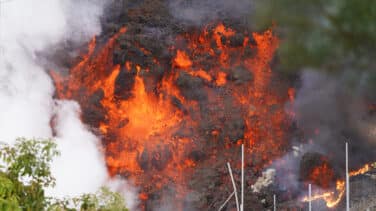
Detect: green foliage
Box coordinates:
(0, 138, 129, 211)
(0, 173, 21, 211)
(252, 0, 376, 74)
(0, 138, 59, 187)
(49, 187, 129, 211)
(0, 138, 59, 210)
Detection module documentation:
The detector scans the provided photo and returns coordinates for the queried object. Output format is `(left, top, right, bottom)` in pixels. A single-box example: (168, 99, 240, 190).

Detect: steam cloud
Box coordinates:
(0, 0, 136, 208)
(252, 168, 276, 193)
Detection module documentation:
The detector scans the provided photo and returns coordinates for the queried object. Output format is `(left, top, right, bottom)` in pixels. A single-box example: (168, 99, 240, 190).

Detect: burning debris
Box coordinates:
(51, 20, 289, 209)
(47, 0, 376, 210)
(299, 152, 337, 189)
(49, 0, 293, 208)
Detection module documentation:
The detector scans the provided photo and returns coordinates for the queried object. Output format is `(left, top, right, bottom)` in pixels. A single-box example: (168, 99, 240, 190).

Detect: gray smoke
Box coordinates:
(290, 69, 376, 173)
(0, 0, 136, 208)
(168, 0, 252, 26)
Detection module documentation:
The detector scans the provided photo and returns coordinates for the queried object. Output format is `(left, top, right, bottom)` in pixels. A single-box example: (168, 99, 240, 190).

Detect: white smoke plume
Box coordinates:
(251, 168, 276, 193)
(0, 0, 136, 208)
(47, 101, 108, 197)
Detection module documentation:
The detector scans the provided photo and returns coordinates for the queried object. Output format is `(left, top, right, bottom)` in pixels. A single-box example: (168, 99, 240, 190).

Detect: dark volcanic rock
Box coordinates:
(176, 72, 207, 101)
(224, 118, 245, 142)
(114, 66, 136, 100)
(139, 148, 150, 171)
(299, 152, 337, 187)
(229, 33, 245, 47)
(228, 66, 253, 84)
(82, 89, 105, 127)
(151, 144, 172, 171)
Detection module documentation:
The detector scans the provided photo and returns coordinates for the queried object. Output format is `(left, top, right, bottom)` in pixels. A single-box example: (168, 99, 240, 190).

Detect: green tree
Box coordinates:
(0, 138, 129, 211)
(0, 138, 59, 211)
(48, 187, 128, 211)
(252, 0, 376, 101)
(252, 0, 376, 74)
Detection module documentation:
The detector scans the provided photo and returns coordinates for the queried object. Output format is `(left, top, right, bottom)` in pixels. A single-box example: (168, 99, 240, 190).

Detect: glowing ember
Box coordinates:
(174, 50, 193, 68)
(308, 162, 335, 189)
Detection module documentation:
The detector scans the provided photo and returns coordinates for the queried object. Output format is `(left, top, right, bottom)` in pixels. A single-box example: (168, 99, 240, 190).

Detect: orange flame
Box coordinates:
(302, 163, 374, 208)
(51, 23, 291, 209)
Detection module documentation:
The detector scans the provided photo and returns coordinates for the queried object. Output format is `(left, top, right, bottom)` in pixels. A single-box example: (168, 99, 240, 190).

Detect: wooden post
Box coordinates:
(346, 142, 350, 211)
(218, 191, 235, 211)
(227, 162, 240, 211)
(241, 144, 244, 211)
(309, 184, 312, 211)
(273, 194, 276, 211)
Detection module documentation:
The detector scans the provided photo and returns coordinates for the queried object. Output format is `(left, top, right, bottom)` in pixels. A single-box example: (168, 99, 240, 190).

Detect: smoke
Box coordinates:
(106, 177, 139, 210)
(47, 101, 108, 197)
(251, 168, 276, 193)
(268, 69, 376, 205)
(0, 0, 103, 142)
(168, 0, 252, 26)
(0, 0, 136, 207)
(291, 70, 376, 170)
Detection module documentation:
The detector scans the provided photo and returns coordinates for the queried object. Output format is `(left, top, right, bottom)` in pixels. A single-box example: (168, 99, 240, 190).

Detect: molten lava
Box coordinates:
(302, 163, 376, 208)
(51, 23, 290, 208)
(308, 162, 335, 189)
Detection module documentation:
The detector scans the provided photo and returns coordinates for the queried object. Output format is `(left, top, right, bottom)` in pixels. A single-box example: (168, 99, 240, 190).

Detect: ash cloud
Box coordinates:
(290, 70, 376, 173)
(268, 70, 376, 208)
(168, 0, 253, 26)
(0, 0, 135, 207)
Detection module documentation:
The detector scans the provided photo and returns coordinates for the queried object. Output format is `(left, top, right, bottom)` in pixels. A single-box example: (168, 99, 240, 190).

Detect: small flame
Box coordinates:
(174, 50, 192, 68)
(302, 163, 374, 208)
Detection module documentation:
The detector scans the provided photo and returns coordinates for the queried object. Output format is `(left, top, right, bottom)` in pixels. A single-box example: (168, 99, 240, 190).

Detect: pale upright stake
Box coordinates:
(227, 162, 240, 211)
(308, 184, 312, 211)
(346, 142, 350, 211)
(241, 144, 244, 211)
(273, 194, 276, 211)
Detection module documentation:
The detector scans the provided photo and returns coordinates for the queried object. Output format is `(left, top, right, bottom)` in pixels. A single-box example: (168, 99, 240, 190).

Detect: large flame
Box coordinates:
(51, 23, 290, 208)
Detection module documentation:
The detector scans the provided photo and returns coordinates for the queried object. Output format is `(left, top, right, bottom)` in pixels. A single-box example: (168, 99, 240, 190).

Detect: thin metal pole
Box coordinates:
(308, 184, 312, 211)
(227, 162, 240, 211)
(273, 194, 276, 211)
(346, 142, 350, 211)
(241, 144, 244, 211)
(218, 191, 235, 211)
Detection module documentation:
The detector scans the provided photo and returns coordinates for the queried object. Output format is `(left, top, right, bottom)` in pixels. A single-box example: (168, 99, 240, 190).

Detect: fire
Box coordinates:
(51, 23, 290, 208)
(308, 162, 335, 188)
(302, 163, 375, 208)
(174, 50, 192, 68)
(349, 164, 370, 177)
(215, 72, 227, 86)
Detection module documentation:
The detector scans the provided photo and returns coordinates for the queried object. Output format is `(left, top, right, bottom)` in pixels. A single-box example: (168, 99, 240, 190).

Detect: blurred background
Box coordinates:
(252, 0, 376, 102)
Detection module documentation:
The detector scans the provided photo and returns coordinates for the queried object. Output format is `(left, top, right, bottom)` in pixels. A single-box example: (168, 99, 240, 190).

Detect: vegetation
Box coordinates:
(252, 0, 376, 100)
(253, 0, 376, 71)
(0, 138, 128, 211)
